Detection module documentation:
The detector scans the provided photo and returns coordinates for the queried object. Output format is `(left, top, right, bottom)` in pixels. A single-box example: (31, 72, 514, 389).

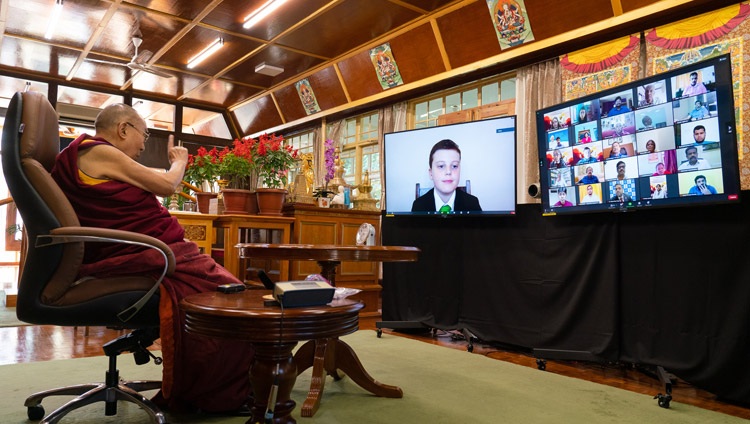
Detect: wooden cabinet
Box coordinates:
(283, 204, 382, 317)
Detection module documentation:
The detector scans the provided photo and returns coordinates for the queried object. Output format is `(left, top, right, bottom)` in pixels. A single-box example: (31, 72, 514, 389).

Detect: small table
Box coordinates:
(236, 243, 420, 286)
(181, 290, 390, 423)
(236, 243, 420, 417)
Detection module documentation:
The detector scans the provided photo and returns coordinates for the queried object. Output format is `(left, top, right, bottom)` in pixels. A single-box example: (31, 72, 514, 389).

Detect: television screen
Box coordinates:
(536, 54, 740, 215)
(383, 115, 517, 216)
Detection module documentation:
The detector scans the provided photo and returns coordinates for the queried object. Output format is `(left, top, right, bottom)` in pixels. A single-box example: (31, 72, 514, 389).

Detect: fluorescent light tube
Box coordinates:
(187, 38, 224, 69)
(243, 0, 287, 29)
(45, 0, 64, 40)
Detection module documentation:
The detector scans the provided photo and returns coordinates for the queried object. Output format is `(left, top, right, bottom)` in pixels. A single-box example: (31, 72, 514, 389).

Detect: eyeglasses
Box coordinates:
(125, 122, 150, 141)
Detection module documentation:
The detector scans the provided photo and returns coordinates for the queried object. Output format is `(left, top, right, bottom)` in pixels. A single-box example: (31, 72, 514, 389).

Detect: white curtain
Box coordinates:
(515, 59, 562, 204)
(378, 102, 407, 209)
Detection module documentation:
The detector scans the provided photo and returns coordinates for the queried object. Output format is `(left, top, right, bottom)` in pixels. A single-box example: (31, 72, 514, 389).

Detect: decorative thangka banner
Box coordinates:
(296, 78, 321, 115)
(561, 35, 641, 102)
(370, 43, 403, 90)
(486, 0, 534, 50)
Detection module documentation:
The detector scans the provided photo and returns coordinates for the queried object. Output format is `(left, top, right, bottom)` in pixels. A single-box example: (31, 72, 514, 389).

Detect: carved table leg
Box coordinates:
(330, 338, 403, 398)
(293, 337, 403, 418)
(298, 339, 330, 417)
(249, 342, 298, 424)
(316, 260, 340, 286)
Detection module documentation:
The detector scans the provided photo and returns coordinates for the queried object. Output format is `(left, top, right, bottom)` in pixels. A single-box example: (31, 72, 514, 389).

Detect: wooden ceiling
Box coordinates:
(0, 0, 742, 138)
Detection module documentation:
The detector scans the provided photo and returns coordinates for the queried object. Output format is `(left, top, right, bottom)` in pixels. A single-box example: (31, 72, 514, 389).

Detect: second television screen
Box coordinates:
(536, 54, 741, 215)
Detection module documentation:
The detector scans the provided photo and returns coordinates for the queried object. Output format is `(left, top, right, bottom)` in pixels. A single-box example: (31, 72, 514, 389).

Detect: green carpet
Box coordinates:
(0, 330, 742, 423)
(0, 307, 30, 327)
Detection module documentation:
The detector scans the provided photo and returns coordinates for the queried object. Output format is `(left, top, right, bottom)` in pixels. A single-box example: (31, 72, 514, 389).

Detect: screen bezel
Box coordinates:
(383, 115, 518, 217)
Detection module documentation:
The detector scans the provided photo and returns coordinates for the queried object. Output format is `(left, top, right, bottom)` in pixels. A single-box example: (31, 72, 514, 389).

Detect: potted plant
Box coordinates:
(217, 139, 257, 214)
(253, 133, 299, 215)
(312, 187, 335, 208)
(185, 146, 221, 213)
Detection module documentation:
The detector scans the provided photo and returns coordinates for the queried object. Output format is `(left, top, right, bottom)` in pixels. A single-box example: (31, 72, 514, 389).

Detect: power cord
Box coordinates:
(264, 296, 284, 424)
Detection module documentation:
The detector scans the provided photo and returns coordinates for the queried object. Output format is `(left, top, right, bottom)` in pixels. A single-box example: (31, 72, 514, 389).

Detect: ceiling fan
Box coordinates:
(88, 36, 173, 78)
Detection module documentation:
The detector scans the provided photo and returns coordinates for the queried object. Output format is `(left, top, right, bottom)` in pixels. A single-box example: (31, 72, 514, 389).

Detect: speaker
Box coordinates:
(528, 183, 541, 198)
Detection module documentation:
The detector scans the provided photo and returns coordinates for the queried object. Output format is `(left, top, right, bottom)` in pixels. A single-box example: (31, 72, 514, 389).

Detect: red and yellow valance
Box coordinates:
(646, 3, 750, 49)
(560, 35, 639, 74)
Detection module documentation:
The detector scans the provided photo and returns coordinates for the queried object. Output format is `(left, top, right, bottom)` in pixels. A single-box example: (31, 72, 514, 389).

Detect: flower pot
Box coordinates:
(317, 197, 331, 208)
(222, 188, 252, 214)
(256, 188, 287, 216)
(245, 190, 258, 214)
(195, 192, 218, 214)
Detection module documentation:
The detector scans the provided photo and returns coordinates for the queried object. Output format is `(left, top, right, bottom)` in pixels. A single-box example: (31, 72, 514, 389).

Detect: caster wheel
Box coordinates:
(376, 329, 382, 338)
(28, 405, 45, 420)
(467, 343, 474, 353)
(536, 359, 547, 371)
(655, 393, 672, 408)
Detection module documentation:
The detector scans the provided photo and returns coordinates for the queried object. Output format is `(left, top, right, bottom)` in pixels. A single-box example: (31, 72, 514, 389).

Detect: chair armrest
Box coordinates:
(46, 226, 176, 274)
(38, 226, 177, 322)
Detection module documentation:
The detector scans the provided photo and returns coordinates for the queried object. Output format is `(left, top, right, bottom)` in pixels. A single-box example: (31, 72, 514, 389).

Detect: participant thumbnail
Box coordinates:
(648, 175, 668, 199)
(600, 90, 634, 117)
(636, 127, 676, 153)
(638, 149, 677, 176)
(572, 142, 603, 166)
(578, 183, 603, 205)
(550, 186, 576, 207)
(671, 66, 714, 99)
(636, 81, 667, 108)
(607, 179, 637, 203)
(604, 156, 638, 181)
(678, 169, 724, 196)
(547, 128, 570, 148)
(573, 100, 601, 124)
(676, 144, 722, 172)
(601, 113, 635, 138)
(550, 167, 573, 187)
(543, 107, 571, 130)
(574, 162, 604, 185)
(634, 103, 673, 132)
(676, 117, 720, 147)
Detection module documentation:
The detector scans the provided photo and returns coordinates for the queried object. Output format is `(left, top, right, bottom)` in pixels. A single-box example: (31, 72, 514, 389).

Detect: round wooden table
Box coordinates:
(180, 290, 399, 423)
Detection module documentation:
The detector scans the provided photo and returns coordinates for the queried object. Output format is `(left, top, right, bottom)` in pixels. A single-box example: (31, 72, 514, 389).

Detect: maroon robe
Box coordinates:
(51, 134, 253, 413)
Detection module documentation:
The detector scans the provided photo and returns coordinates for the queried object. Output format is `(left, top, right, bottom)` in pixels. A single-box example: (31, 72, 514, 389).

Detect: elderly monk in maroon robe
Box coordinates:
(51, 103, 253, 415)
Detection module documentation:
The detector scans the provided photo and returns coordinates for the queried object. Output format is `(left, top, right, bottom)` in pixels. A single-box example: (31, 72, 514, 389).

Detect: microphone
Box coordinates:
(257, 270, 275, 290)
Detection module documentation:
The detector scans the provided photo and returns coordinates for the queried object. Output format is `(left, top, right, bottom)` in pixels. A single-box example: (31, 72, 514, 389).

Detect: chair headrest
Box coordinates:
(20, 91, 61, 172)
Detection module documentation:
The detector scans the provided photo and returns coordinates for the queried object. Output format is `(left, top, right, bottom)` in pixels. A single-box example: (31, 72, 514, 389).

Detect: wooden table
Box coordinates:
(236, 243, 420, 286)
(180, 290, 397, 423)
(235, 243, 420, 417)
(214, 215, 295, 281)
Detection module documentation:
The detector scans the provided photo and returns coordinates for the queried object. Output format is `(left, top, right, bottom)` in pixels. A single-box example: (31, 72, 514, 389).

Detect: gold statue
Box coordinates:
(300, 153, 315, 194)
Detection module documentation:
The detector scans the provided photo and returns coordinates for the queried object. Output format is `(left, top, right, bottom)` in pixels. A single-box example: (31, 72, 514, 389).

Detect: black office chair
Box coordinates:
(1, 91, 175, 423)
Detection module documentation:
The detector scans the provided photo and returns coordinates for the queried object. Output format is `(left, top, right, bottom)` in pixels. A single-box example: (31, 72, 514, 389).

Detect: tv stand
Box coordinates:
(376, 321, 480, 352)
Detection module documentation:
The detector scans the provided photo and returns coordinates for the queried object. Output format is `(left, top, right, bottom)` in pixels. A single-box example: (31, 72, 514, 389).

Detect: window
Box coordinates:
(411, 74, 516, 128)
(339, 112, 381, 202)
(133, 98, 176, 132)
(182, 107, 231, 139)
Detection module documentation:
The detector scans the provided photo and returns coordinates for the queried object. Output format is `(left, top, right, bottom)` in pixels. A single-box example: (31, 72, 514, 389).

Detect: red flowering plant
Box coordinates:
(217, 137, 256, 189)
(184, 146, 221, 190)
(254, 133, 299, 189)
